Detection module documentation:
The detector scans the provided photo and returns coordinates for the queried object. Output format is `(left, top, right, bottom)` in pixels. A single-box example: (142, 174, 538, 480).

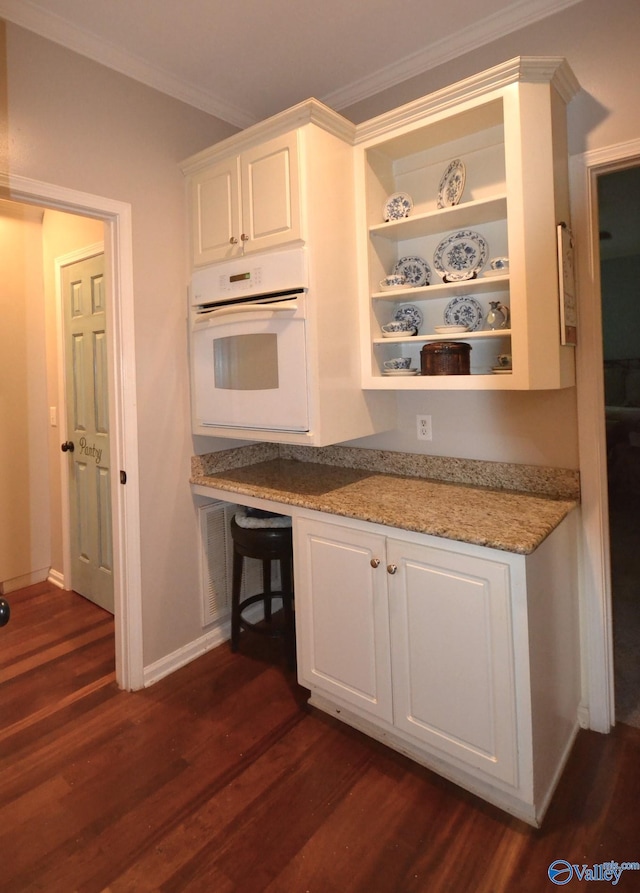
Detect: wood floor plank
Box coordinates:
(0, 672, 116, 744)
(1, 581, 639, 893)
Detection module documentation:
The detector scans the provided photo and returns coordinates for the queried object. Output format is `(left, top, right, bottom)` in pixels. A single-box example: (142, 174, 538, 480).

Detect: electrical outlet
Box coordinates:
(416, 414, 432, 441)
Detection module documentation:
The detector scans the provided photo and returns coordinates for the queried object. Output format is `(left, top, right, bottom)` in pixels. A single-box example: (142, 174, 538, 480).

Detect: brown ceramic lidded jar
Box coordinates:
(420, 341, 471, 375)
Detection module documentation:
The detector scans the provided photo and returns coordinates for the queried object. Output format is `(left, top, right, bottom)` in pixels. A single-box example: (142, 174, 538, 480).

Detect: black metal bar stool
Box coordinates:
(230, 509, 295, 669)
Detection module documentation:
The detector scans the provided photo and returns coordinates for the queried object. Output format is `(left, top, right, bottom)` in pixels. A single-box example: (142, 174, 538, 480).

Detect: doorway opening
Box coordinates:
(598, 165, 640, 728)
(571, 139, 640, 734)
(0, 172, 143, 690)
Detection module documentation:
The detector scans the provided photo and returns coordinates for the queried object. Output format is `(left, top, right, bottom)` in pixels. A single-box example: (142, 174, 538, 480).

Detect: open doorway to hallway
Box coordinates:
(598, 165, 640, 728)
(0, 201, 105, 595)
(0, 173, 142, 691)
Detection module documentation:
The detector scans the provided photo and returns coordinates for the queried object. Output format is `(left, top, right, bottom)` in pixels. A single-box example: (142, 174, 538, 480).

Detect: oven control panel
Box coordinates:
(190, 247, 308, 308)
(216, 264, 263, 296)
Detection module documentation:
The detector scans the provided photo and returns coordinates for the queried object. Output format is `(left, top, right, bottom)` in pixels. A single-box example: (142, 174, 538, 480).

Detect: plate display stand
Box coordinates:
(354, 57, 580, 390)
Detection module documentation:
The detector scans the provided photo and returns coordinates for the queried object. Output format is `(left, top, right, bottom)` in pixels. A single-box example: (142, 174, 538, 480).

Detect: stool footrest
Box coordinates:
(237, 592, 291, 639)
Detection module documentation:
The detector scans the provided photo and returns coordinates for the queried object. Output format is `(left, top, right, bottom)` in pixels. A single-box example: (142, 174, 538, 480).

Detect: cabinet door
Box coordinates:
(294, 517, 393, 722)
(240, 131, 302, 254)
(387, 538, 518, 785)
(190, 157, 241, 265)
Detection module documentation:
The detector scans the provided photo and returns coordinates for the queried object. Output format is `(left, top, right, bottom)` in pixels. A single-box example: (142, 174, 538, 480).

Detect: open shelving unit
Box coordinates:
(354, 57, 580, 391)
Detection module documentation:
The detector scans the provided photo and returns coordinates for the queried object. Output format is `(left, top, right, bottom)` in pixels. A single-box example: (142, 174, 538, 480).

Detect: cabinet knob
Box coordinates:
(370, 558, 381, 569)
(229, 236, 238, 245)
(387, 564, 398, 575)
(240, 233, 249, 242)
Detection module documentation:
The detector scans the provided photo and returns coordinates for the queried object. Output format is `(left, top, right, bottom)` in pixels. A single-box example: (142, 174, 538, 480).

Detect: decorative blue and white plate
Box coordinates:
(383, 192, 413, 221)
(437, 159, 466, 209)
(394, 303, 423, 332)
(434, 230, 488, 276)
(393, 255, 431, 287)
(443, 295, 483, 331)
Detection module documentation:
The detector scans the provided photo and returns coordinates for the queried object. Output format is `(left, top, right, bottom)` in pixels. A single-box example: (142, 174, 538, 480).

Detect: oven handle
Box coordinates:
(193, 298, 299, 324)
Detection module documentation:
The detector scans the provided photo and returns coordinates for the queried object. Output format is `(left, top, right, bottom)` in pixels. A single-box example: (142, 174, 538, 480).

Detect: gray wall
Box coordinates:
(3, 0, 640, 666)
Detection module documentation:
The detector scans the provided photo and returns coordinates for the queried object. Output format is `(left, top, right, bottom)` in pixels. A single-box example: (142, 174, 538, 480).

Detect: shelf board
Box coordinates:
(363, 372, 518, 390)
(369, 194, 507, 241)
(372, 273, 509, 301)
(373, 329, 511, 345)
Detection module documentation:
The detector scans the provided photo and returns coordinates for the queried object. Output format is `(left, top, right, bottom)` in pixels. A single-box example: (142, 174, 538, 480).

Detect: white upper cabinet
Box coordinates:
(354, 57, 580, 390)
(187, 130, 302, 265)
(183, 57, 580, 399)
(240, 133, 301, 255)
(181, 102, 395, 445)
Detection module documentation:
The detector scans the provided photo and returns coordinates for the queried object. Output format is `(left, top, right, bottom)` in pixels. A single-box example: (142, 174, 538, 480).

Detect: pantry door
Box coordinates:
(62, 253, 114, 613)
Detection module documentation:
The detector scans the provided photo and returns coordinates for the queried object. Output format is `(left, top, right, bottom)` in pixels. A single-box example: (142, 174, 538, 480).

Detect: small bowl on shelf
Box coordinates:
(384, 357, 412, 370)
(379, 274, 407, 290)
(381, 320, 417, 336)
(442, 270, 476, 283)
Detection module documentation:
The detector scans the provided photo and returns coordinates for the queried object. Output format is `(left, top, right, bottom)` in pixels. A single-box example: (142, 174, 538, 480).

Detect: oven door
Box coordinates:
(191, 295, 309, 432)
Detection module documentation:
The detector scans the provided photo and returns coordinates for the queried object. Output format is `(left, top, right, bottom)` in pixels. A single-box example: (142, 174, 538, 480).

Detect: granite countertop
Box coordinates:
(191, 455, 578, 555)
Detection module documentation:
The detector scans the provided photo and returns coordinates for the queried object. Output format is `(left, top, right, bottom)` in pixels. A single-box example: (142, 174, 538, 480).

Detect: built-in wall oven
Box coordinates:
(189, 247, 310, 433)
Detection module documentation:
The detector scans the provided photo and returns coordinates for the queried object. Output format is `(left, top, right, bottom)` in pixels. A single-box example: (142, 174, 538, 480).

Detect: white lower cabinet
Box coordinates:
(293, 509, 580, 826)
(387, 537, 517, 786)
(294, 520, 394, 723)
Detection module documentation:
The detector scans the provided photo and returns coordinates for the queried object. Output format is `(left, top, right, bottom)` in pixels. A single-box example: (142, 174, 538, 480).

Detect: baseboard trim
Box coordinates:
(534, 719, 581, 825)
(577, 702, 590, 729)
(143, 622, 231, 687)
(1, 568, 50, 594)
(47, 568, 65, 589)
(142, 602, 265, 687)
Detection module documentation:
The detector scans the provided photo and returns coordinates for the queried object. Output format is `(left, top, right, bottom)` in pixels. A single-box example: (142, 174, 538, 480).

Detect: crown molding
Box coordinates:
(353, 56, 579, 145)
(181, 99, 356, 174)
(0, 0, 257, 128)
(0, 0, 584, 130)
(323, 0, 584, 113)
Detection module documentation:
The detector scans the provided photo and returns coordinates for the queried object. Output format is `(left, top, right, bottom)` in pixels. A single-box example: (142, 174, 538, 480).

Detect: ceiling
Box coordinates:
(0, 0, 583, 128)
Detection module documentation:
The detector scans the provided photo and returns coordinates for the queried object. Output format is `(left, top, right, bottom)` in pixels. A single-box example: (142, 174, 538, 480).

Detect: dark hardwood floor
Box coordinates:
(1, 581, 640, 892)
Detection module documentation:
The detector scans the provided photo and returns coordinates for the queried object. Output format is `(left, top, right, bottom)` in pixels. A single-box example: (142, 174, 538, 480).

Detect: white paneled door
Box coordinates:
(62, 254, 114, 613)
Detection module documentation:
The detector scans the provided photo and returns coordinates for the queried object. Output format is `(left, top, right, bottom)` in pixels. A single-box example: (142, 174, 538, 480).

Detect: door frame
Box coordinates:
(570, 137, 640, 733)
(1, 171, 144, 691)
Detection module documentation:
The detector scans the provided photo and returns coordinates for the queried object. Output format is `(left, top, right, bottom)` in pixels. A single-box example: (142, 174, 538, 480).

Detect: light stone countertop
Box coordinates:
(191, 456, 578, 555)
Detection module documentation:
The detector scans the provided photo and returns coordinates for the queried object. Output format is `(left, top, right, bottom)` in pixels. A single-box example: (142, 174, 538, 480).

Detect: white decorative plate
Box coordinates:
(383, 192, 413, 221)
(433, 324, 468, 334)
(443, 295, 484, 331)
(382, 332, 413, 339)
(382, 369, 420, 376)
(393, 256, 431, 287)
(394, 303, 423, 331)
(437, 159, 466, 209)
(434, 230, 489, 276)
